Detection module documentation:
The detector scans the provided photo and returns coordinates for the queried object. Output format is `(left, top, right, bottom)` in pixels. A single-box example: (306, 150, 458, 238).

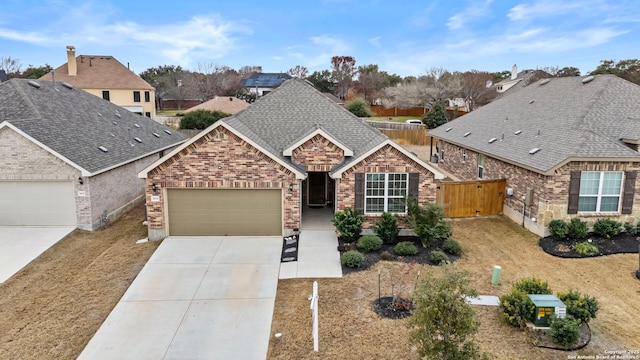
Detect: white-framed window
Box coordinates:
(477, 154, 484, 179)
(365, 173, 408, 214)
(578, 171, 623, 212)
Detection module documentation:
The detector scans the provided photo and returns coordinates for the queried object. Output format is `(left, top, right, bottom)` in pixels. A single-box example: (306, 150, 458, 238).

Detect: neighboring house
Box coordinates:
(0, 70, 7, 82)
(428, 75, 640, 236)
(40, 46, 157, 118)
(184, 95, 250, 114)
(239, 72, 292, 97)
(138, 79, 445, 240)
(322, 92, 345, 106)
(0, 79, 188, 230)
(494, 64, 550, 97)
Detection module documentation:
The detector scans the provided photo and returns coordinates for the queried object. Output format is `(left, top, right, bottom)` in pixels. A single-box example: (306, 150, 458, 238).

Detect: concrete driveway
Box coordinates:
(0, 226, 75, 284)
(78, 236, 282, 360)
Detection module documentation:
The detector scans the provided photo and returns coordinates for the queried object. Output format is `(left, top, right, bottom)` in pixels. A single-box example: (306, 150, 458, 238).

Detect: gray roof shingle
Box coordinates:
(429, 75, 640, 174)
(224, 78, 389, 171)
(0, 79, 188, 175)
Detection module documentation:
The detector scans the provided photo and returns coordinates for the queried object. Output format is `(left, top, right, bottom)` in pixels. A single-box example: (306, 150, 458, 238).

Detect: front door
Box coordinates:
(307, 172, 326, 206)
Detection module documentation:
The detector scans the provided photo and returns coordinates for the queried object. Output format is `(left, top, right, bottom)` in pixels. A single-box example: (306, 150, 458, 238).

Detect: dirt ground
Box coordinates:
(0, 205, 159, 360)
(267, 216, 640, 360)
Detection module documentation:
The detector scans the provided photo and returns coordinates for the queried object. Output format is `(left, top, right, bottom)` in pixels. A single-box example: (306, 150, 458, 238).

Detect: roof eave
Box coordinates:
(330, 139, 445, 179)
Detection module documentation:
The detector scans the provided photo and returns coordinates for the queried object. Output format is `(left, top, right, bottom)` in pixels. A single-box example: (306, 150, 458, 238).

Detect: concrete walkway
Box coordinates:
(78, 236, 282, 360)
(0, 226, 75, 284)
(279, 206, 342, 279)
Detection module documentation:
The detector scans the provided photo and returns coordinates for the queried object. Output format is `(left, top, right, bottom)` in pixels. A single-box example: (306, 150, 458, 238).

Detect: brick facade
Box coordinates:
(145, 127, 299, 240)
(439, 141, 640, 235)
(0, 127, 157, 230)
(336, 144, 439, 228)
(292, 134, 345, 172)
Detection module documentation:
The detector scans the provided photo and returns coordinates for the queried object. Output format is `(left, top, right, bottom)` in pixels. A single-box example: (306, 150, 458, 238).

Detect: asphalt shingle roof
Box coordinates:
(0, 79, 188, 175)
(224, 78, 389, 171)
(429, 75, 640, 174)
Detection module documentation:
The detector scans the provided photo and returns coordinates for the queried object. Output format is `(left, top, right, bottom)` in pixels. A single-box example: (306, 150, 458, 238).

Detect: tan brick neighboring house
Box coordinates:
(40, 46, 156, 118)
(0, 79, 187, 230)
(138, 79, 445, 240)
(429, 74, 640, 236)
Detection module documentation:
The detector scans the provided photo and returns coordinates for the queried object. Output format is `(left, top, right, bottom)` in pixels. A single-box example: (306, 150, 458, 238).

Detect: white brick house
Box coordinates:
(0, 79, 188, 230)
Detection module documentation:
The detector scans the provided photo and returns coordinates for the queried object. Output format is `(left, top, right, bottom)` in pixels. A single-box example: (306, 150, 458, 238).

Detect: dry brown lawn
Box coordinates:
(0, 205, 159, 360)
(267, 216, 640, 360)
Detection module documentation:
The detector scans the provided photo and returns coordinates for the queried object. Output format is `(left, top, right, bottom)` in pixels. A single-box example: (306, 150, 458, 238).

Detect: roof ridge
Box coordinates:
(11, 79, 42, 120)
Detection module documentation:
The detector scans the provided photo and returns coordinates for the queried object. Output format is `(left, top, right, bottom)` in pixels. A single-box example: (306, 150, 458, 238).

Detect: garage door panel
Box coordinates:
(167, 189, 282, 236)
(0, 181, 76, 226)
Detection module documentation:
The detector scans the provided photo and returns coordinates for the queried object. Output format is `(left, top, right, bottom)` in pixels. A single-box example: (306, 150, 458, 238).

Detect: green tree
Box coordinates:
(422, 101, 450, 129)
(344, 97, 374, 117)
(406, 198, 452, 247)
(179, 109, 231, 130)
(21, 64, 53, 79)
(556, 66, 581, 77)
(590, 59, 640, 85)
(306, 70, 335, 93)
(408, 266, 487, 360)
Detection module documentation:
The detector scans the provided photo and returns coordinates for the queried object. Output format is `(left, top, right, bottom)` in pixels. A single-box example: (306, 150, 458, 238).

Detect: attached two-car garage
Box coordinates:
(0, 181, 77, 226)
(167, 189, 282, 236)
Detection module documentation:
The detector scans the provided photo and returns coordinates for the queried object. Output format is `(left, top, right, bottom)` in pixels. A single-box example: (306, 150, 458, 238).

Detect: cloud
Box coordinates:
(368, 36, 381, 47)
(507, 0, 585, 21)
(0, 29, 50, 44)
(446, 0, 494, 30)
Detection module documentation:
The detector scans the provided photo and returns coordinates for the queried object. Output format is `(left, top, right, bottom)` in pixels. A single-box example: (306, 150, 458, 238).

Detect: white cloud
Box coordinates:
(507, 0, 585, 21)
(446, 0, 494, 30)
(368, 36, 381, 47)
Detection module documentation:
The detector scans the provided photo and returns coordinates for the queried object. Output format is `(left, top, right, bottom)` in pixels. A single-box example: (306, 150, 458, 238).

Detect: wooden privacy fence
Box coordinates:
(436, 179, 506, 218)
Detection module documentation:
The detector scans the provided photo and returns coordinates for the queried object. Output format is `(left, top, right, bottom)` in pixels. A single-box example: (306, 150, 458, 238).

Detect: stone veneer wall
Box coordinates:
(335, 144, 438, 228)
(145, 127, 299, 240)
(439, 141, 640, 236)
(0, 127, 158, 230)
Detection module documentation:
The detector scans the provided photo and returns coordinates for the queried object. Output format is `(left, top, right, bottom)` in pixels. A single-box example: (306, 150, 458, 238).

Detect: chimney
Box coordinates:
(511, 64, 517, 80)
(66, 46, 77, 76)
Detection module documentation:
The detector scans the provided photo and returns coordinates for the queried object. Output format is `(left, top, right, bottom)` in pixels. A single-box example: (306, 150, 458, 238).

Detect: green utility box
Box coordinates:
(528, 294, 566, 327)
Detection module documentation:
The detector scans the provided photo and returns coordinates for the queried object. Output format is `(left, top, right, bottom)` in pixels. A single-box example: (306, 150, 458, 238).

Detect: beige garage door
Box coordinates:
(167, 189, 282, 236)
(0, 181, 77, 226)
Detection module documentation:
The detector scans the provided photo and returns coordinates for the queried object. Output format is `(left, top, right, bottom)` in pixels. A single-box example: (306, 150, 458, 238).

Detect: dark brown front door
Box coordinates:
(308, 172, 326, 206)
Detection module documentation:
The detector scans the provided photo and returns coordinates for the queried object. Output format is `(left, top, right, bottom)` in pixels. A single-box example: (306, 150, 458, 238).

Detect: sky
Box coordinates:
(1, 0, 639, 77)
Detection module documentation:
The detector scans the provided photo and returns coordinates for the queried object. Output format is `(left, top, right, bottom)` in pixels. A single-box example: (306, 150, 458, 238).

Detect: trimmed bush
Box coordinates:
(406, 198, 452, 247)
(567, 218, 589, 239)
(442, 239, 462, 256)
(394, 241, 418, 256)
(548, 220, 569, 240)
(344, 97, 374, 117)
(557, 289, 599, 324)
(380, 250, 395, 261)
(592, 218, 622, 238)
(356, 235, 383, 252)
(574, 241, 598, 256)
(499, 289, 533, 328)
(549, 315, 580, 347)
(513, 277, 553, 295)
(179, 109, 231, 129)
(624, 221, 638, 236)
(340, 250, 364, 268)
(430, 250, 449, 265)
(373, 212, 400, 244)
(332, 207, 364, 243)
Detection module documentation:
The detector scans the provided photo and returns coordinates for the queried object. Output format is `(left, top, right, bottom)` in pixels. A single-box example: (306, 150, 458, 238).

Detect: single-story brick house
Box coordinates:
(138, 79, 445, 240)
(428, 74, 640, 236)
(0, 79, 188, 229)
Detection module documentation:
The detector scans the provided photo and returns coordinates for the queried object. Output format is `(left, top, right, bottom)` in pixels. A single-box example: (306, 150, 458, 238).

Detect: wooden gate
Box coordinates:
(436, 179, 506, 218)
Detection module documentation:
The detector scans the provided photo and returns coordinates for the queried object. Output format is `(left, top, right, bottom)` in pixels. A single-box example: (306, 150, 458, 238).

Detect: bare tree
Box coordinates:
(0, 56, 22, 78)
(383, 67, 461, 109)
(193, 63, 241, 101)
(287, 65, 308, 79)
(330, 56, 357, 99)
(238, 65, 262, 77)
(460, 70, 496, 111)
(354, 64, 385, 104)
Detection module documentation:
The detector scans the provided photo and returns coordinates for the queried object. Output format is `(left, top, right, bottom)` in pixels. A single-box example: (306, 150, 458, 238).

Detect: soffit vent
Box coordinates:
(98, 146, 108, 152)
(582, 76, 595, 84)
(488, 138, 497, 143)
(134, 137, 142, 143)
(529, 148, 541, 154)
(27, 80, 41, 89)
(463, 132, 471, 137)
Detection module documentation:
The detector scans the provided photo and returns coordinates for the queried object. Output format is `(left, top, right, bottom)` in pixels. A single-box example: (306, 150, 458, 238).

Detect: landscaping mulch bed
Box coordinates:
(338, 236, 459, 275)
(539, 234, 639, 258)
(371, 296, 414, 319)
